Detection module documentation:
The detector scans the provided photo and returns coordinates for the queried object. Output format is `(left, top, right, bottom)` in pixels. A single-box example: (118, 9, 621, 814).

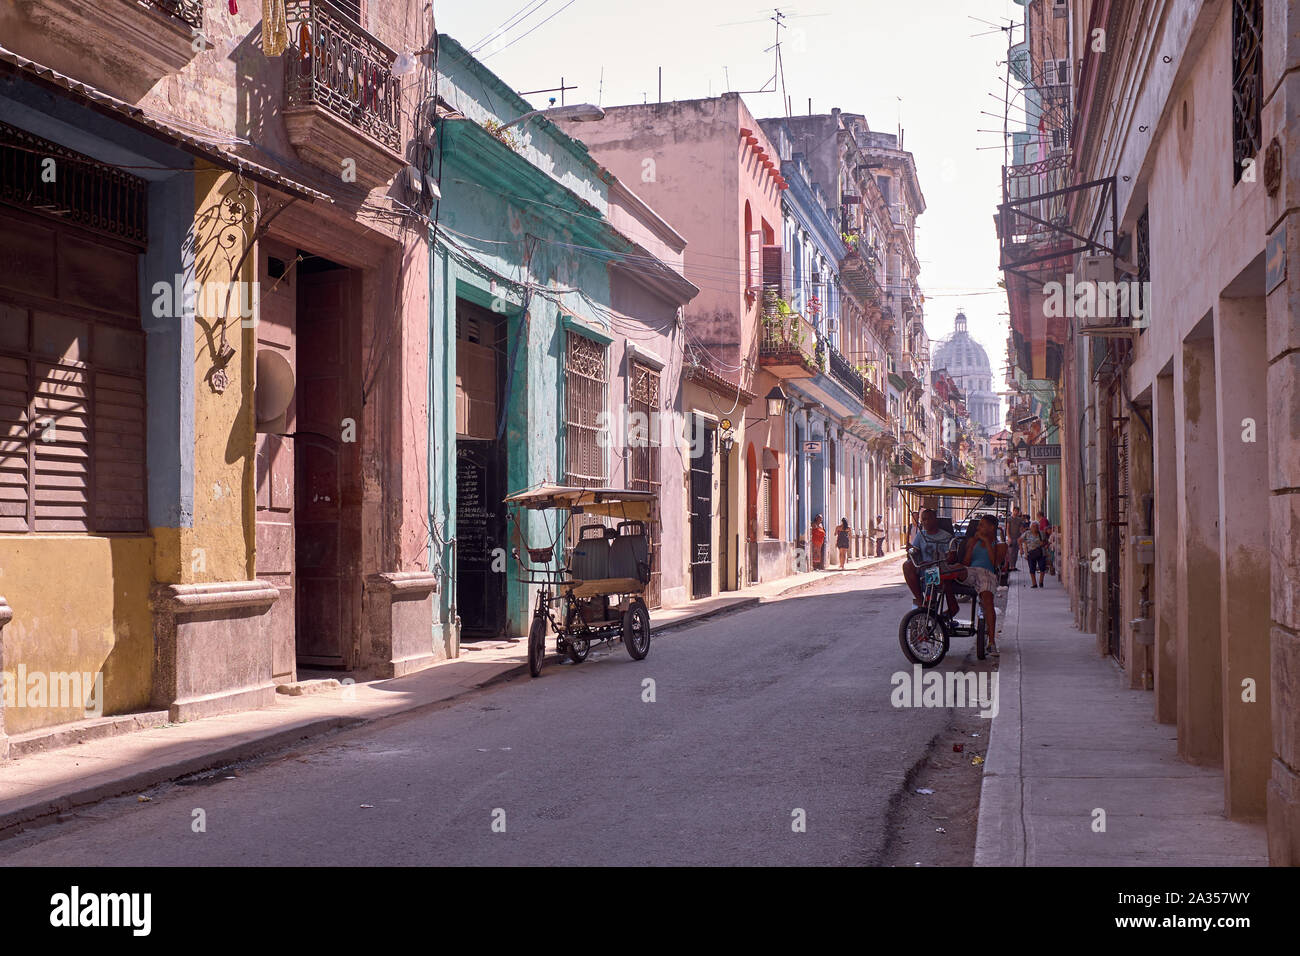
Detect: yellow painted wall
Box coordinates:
(0, 536, 153, 733)
(0, 166, 261, 735)
(154, 166, 257, 586)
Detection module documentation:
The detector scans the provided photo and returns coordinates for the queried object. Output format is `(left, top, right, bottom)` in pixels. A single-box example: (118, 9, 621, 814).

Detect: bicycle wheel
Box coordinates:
(528, 614, 546, 677)
(899, 607, 949, 668)
(623, 599, 651, 660)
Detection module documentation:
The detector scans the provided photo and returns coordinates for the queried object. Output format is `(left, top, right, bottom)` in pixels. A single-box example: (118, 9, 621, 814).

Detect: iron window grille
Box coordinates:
(0, 122, 147, 248)
(1232, 0, 1263, 184)
(563, 330, 608, 488)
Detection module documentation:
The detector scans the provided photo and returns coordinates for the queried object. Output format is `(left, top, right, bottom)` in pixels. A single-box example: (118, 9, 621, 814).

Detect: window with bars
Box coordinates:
(628, 360, 661, 606)
(0, 306, 146, 533)
(1232, 0, 1263, 184)
(563, 330, 608, 487)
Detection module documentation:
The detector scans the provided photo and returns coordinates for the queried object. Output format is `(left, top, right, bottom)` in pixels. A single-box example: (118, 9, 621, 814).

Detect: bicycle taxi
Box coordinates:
(504, 484, 655, 678)
(894, 475, 1014, 667)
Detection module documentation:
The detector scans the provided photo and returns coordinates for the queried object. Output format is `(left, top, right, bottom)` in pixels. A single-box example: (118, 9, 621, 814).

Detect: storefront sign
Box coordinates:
(1027, 443, 1061, 462)
(802, 440, 823, 456)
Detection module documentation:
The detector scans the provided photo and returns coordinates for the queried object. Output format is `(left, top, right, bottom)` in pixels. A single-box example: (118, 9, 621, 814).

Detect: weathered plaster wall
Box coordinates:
(0, 537, 153, 732)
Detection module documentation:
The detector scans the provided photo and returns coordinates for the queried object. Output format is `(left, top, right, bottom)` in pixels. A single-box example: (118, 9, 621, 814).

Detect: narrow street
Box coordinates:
(0, 561, 985, 867)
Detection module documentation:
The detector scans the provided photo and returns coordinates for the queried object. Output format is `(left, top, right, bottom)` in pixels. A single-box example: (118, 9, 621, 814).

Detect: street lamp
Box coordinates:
(498, 103, 606, 131)
(744, 384, 790, 425)
(765, 385, 789, 419)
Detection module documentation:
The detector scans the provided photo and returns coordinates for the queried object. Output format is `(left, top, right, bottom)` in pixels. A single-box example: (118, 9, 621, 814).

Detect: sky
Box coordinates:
(434, 0, 1025, 393)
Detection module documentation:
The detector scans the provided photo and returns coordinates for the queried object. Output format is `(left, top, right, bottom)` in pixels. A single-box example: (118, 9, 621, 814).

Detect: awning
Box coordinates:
(0, 44, 331, 203)
(504, 484, 655, 520)
(893, 476, 1013, 501)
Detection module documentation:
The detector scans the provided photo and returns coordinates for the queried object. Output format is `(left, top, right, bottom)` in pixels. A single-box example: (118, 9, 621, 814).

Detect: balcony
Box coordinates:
(284, 0, 405, 189)
(863, 380, 887, 422)
(759, 307, 819, 379)
(840, 243, 883, 302)
(7, 0, 202, 99)
(826, 344, 865, 403)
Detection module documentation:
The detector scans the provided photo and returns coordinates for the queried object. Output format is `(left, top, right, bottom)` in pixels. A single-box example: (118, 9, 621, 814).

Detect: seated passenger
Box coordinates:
(961, 514, 1008, 656)
(902, 507, 961, 617)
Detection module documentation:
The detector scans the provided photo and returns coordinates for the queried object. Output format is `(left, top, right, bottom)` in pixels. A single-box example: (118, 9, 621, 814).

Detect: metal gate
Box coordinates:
(690, 418, 715, 599)
(628, 362, 661, 607)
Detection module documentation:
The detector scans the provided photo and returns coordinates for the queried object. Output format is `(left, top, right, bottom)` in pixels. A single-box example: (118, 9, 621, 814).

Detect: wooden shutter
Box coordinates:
(762, 244, 786, 298)
(746, 231, 762, 292)
(0, 353, 28, 531)
(760, 470, 772, 538)
(32, 360, 90, 531)
(94, 369, 146, 531)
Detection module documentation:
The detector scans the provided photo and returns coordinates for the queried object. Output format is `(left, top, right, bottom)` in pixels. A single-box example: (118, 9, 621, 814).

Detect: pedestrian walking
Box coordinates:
(836, 518, 851, 570)
(1006, 505, 1025, 571)
(870, 514, 886, 556)
(1021, 520, 1047, 588)
(810, 514, 826, 570)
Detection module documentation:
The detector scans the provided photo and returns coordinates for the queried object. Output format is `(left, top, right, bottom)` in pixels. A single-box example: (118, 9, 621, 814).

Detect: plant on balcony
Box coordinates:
(815, 341, 827, 373)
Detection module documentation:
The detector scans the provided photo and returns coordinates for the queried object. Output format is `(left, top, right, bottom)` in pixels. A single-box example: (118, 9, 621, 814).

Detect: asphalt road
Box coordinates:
(0, 559, 962, 866)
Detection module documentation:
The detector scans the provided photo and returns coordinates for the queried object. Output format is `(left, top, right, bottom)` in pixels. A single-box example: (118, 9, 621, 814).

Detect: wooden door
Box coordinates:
(294, 267, 359, 667)
(255, 244, 297, 682)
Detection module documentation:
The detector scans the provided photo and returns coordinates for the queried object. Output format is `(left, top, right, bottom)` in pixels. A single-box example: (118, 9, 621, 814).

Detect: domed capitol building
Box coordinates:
(933, 312, 1001, 433)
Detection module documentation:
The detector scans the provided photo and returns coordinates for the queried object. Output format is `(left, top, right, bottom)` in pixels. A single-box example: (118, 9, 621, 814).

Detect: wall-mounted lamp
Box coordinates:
(744, 384, 791, 425)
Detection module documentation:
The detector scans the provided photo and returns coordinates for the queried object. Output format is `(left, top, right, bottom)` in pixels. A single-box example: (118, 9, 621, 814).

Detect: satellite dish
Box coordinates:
(255, 349, 295, 424)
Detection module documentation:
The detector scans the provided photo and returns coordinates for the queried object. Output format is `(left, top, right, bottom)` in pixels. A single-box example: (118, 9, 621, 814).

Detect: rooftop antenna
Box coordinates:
(518, 79, 578, 105)
(598, 66, 604, 106)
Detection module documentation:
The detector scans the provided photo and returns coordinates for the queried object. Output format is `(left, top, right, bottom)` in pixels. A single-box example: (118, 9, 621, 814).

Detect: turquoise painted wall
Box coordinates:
(432, 35, 628, 637)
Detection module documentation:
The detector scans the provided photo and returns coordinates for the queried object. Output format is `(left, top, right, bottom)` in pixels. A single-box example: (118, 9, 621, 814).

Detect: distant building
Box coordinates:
(933, 313, 1000, 433)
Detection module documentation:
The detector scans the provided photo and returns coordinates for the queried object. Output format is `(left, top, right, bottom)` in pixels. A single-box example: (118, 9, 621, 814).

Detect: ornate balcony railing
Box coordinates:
(285, 0, 402, 154)
(863, 380, 887, 421)
(141, 0, 204, 30)
(840, 245, 883, 302)
(827, 344, 865, 401)
(759, 308, 819, 375)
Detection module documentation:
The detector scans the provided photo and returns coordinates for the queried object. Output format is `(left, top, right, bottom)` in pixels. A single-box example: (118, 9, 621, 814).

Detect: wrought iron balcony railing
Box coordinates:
(141, 0, 204, 29)
(285, 0, 402, 153)
(759, 308, 819, 373)
(827, 344, 865, 402)
(863, 380, 887, 421)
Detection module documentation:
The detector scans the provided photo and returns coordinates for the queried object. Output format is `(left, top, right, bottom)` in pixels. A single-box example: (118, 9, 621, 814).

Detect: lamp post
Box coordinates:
(498, 103, 606, 131)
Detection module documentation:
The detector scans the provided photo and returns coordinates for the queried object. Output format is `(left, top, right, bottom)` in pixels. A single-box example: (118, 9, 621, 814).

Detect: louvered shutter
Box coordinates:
(0, 354, 28, 531)
(762, 244, 786, 298)
(94, 370, 146, 531)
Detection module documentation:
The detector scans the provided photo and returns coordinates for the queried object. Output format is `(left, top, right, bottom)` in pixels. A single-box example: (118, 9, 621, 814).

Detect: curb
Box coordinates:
(973, 578, 1026, 866)
(0, 716, 364, 838)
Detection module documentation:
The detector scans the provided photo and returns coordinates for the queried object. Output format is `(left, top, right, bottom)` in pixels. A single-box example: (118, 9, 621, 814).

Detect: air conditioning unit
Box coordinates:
(1075, 253, 1141, 337)
(1077, 252, 1115, 284)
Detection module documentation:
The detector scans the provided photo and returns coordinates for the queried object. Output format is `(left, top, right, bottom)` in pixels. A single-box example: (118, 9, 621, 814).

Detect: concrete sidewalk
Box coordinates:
(0, 549, 903, 835)
(975, 570, 1268, 866)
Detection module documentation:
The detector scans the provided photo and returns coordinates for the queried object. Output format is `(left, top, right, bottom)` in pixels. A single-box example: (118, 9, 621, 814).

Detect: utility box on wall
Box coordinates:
(1132, 535, 1155, 564)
